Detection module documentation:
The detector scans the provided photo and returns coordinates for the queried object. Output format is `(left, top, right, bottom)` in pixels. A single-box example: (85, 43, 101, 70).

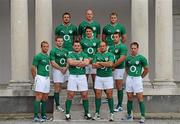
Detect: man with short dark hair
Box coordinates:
(108, 32, 127, 112)
(55, 12, 78, 51)
(123, 41, 149, 123)
(102, 12, 127, 46)
(50, 37, 68, 112)
(65, 41, 91, 120)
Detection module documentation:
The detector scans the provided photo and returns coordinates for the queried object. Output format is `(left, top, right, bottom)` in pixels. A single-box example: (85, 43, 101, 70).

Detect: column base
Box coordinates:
(7, 80, 34, 96)
(143, 77, 153, 88)
(153, 79, 177, 88)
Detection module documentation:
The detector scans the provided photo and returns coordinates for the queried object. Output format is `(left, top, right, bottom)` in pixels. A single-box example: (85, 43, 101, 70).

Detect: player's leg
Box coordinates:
(65, 91, 75, 120)
(106, 89, 114, 121)
(124, 76, 134, 120)
(95, 89, 102, 112)
(54, 83, 60, 106)
(34, 92, 43, 121)
(41, 93, 49, 121)
(113, 69, 125, 112)
(81, 91, 91, 119)
(53, 68, 65, 111)
(135, 77, 145, 123)
(127, 92, 133, 117)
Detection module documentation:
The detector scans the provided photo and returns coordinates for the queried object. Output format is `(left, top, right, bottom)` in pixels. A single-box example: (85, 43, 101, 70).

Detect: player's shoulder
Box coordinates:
(120, 43, 127, 48)
(103, 23, 111, 28)
(117, 22, 124, 27)
(137, 54, 147, 60)
(79, 20, 86, 25)
(93, 20, 100, 25)
(55, 24, 63, 28)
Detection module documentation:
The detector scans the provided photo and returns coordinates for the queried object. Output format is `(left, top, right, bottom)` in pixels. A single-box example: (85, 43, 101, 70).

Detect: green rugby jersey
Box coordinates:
(50, 47, 68, 67)
(125, 54, 148, 77)
(55, 23, 77, 51)
(80, 37, 100, 59)
(32, 53, 50, 77)
(93, 51, 115, 77)
(67, 51, 89, 75)
(108, 42, 127, 69)
(78, 20, 101, 39)
(102, 23, 126, 46)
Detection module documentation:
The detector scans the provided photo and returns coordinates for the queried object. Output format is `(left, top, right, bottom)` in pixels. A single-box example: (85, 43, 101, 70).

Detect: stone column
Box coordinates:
(35, 0, 52, 53)
(131, 0, 150, 85)
(154, 0, 176, 87)
(10, 0, 29, 83)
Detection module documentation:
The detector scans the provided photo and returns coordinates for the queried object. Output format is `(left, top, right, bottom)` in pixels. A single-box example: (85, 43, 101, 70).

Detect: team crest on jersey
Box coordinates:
(105, 57, 108, 61)
(79, 57, 83, 61)
(115, 49, 118, 53)
(116, 29, 120, 32)
(93, 27, 96, 31)
(128, 61, 131, 64)
(42, 60, 47, 63)
(93, 43, 96, 46)
(69, 30, 73, 34)
(135, 61, 139, 65)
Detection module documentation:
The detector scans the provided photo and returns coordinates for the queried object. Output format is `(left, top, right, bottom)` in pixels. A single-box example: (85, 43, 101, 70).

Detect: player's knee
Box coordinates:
(81, 92, 88, 99)
(67, 92, 75, 100)
(127, 94, 133, 100)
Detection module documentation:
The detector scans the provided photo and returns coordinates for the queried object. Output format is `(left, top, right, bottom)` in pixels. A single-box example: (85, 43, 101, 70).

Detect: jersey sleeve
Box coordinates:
(32, 55, 39, 67)
(121, 25, 126, 35)
(102, 26, 107, 35)
(96, 39, 100, 48)
(125, 56, 129, 68)
(49, 49, 55, 61)
(97, 23, 101, 35)
(83, 52, 89, 59)
(141, 56, 148, 67)
(67, 52, 76, 60)
(73, 25, 78, 36)
(55, 26, 60, 36)
(120, 45, 128, 56)
(92, 54, 97, 63)
(109, 53, 115, 63)
(78, 23, 83, 36)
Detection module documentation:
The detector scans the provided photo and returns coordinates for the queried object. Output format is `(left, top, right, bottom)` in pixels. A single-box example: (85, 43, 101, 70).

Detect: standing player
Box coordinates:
(55, 12, 78, 51)
(78, 9, 101, 40)
(65, 41, 91, 120)
(108, 32, 127, 112)
(80, 26, 100, 86)
(123, 42, 149, 123)
(31, 41, 50, 122)
(102, 12, 127, 46)
(92, 41, 115, 121)
(50, 37, 68, 112)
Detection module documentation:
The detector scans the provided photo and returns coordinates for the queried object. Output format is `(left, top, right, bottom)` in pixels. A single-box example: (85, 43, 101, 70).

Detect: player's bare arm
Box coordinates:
(67, 59, 81, 66)
(122, 34, 127, 43)
(99, 61, 113, 67)
(51, 61, 64, 72)
(92, 62, 103, 68)
(31, 65, 36, 80)
(141, 66, 149, 78)
(76, 59, 90, 68)
(113, 55, 126, 68)
(102, 34, 106, 41)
